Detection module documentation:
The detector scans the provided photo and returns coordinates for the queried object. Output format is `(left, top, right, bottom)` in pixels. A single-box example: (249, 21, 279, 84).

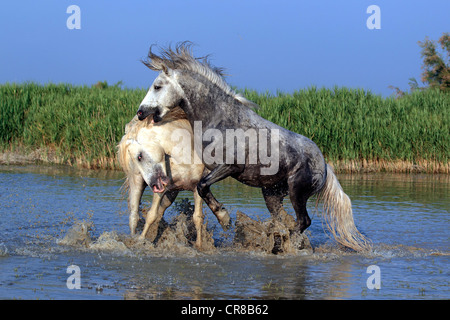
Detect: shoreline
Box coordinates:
(1, 149, 448, 174)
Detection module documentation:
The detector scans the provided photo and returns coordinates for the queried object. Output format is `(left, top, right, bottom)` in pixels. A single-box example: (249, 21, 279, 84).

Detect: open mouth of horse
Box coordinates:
(150, 175, 169, 193)
(151, 109, 162, 123)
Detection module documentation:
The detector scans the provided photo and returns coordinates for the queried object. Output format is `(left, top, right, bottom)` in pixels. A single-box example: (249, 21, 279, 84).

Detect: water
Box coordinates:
(0, 164, 448, 300)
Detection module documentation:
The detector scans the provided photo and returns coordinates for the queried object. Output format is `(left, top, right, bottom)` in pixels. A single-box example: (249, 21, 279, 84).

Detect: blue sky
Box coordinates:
(0, 0, 448, 96)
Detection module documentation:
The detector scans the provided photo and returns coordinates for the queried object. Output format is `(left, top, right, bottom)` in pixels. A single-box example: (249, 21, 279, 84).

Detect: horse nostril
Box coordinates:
(137, 109, 146, 120)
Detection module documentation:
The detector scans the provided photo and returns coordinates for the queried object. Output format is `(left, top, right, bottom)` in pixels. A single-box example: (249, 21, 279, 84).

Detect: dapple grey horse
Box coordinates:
(136, 42, 371, 251)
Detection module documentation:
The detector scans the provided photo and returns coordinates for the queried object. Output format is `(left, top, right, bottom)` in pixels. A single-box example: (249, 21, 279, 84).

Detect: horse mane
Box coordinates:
(141, 41, 259, 110)
(116, 106, 187, 178)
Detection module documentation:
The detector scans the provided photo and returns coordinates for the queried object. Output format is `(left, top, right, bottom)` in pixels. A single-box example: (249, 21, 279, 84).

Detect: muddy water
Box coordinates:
(0, 164, 448, 299)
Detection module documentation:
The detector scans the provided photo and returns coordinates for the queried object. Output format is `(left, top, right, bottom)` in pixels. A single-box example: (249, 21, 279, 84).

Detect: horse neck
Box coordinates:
(177, 72, 234, 126)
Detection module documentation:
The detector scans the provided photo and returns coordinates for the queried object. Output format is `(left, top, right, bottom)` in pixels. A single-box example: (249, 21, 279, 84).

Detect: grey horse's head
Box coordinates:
(137, 41, 258, 122)
(136, 42, 194, 122)
(136, 68, 184, 122)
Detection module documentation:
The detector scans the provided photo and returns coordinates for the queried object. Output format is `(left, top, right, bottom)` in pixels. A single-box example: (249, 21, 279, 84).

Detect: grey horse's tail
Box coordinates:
(315, 164, 372, 252)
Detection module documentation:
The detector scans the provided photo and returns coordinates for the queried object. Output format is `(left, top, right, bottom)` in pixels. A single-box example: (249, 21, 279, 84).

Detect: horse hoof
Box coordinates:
(218, 208, 232, 231)
(297, 217, 311, 233)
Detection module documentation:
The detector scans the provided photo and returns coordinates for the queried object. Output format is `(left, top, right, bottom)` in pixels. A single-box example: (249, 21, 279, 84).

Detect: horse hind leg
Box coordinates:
(287, 175, 313, 233)
(261, 186, 288, 218)
(263, 185, 298, 254)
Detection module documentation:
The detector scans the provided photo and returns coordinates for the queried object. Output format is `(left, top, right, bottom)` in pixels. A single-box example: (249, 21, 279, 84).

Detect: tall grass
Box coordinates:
(1, 82, 448, 172)
(0, 82, 144, 169)
(245, 86, 449, 172)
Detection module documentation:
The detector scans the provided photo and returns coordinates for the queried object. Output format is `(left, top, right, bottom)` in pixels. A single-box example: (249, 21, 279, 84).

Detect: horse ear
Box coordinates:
(161, 64, 173, 76)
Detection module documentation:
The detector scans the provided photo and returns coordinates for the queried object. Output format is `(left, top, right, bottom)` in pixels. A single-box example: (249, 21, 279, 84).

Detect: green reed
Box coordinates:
(0, 82, 448, 171)
(245, 86, 449, 167)
(0, 82, 144, 168)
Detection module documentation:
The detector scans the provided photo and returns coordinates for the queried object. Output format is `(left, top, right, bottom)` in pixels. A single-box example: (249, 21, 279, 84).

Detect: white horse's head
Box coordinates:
(126, 139, 170, 193)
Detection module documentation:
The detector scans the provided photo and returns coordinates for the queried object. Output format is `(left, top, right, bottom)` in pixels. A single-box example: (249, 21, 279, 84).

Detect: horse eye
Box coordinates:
(154, 85, 162, 90)
(137, 153, 143, 162)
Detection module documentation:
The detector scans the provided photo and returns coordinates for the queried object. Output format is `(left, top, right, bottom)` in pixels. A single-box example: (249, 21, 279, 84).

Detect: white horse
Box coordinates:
(117, 108, 230, 249)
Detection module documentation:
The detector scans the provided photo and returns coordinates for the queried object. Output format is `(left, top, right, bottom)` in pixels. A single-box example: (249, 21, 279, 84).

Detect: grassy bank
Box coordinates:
(1, 82, 448, 173)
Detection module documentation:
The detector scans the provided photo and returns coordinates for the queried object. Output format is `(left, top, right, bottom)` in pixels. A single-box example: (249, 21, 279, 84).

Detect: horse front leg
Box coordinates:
(157, 190, 179, 216)
(139, 190, 179, 241)
(200, 188, 231, 231)
(128, 174, 146, 235)
(197, 164, 242, 230)
(192, 188, 204, 250)
(139, 192, 165, 240)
